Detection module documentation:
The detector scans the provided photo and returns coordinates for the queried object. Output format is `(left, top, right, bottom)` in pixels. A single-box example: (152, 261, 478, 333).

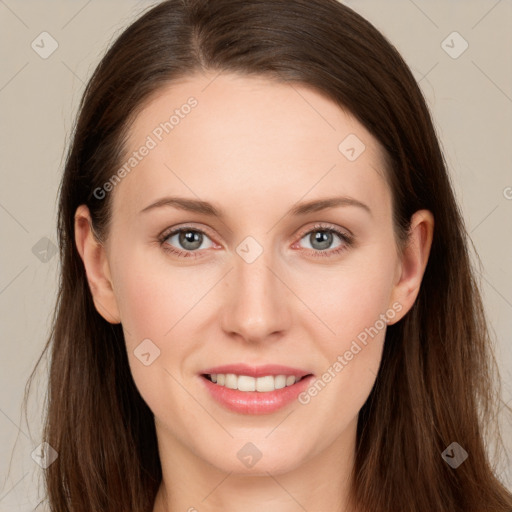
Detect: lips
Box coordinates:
(200, 363, 312, 378)
(199, 363, 315, 415)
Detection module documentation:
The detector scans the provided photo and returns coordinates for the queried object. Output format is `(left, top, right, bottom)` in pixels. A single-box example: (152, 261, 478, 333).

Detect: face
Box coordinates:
(80, 71, 427, 477)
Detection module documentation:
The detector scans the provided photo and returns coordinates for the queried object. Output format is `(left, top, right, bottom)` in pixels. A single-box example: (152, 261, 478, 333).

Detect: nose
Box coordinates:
(220, 242, 292, 344)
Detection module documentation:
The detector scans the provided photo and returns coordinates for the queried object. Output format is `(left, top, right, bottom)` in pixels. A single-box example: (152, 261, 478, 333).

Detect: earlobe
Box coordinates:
(387, 209, 434, 325)
(74, 205, 121, 324)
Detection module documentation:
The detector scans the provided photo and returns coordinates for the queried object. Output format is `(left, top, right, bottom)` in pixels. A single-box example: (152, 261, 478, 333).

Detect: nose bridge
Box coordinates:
(221, 234, 289, 342)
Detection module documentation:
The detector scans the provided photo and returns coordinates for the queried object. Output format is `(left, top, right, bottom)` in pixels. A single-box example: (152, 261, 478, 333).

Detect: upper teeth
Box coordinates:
(209, 374, 300, 392)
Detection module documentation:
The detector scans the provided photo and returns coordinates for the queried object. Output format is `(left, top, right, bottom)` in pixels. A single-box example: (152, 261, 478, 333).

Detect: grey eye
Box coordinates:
(165, 229, 213, 251)
(300, 229, 343, 251)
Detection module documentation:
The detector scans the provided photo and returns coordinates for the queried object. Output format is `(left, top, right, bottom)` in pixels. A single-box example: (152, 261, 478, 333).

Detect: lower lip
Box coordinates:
(200, 374, 315, 415)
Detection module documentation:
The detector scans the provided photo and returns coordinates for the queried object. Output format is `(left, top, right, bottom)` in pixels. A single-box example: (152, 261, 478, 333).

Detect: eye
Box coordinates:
(158, 226, 215, 258)
(294, 223, 354, 258)
(158, 223, 354, 259)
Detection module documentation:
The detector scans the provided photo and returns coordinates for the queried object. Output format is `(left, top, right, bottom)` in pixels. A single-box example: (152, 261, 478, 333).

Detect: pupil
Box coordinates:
(180, 230, 202, 250)
(312, 230, 332, 250)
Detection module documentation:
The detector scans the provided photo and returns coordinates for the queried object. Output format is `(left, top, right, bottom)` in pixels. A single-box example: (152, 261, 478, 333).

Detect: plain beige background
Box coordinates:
(1, 0, 511, 509)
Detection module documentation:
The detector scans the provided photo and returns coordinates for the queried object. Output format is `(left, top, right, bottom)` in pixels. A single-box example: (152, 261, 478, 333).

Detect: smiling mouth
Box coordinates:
(202, 373, 313, 392)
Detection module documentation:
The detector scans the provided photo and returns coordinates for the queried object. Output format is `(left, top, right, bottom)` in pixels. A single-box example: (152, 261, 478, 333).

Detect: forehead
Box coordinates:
(113, 72, 391, 221)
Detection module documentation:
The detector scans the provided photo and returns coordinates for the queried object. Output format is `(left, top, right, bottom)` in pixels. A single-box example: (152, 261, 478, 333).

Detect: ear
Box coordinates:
(74, 205, 121, 324)
(387, 209, 434, 325)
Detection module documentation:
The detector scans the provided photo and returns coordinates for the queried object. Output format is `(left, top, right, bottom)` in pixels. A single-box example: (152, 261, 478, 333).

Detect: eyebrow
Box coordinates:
(140, 195, 372, 217)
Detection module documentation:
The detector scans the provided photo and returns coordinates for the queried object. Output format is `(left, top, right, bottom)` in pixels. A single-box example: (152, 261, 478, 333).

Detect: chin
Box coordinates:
(199, 438, 312, 476)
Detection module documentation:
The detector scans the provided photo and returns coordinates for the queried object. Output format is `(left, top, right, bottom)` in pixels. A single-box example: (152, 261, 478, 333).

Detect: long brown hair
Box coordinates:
(23, 0, 512, 510)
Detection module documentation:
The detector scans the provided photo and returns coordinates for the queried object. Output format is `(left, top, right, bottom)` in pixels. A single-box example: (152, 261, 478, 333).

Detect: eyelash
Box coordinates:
(157, 223, 354, 259)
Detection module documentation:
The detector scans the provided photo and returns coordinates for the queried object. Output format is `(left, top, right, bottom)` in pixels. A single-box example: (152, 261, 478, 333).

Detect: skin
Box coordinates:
(75, 71, 434, 512)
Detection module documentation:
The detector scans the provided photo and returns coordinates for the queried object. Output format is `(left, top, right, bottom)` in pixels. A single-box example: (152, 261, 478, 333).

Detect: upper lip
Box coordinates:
(201, 363, 313, 378)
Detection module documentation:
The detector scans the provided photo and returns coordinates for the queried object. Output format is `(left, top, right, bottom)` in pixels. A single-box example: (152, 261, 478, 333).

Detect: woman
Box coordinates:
(26, 0, 512, 510)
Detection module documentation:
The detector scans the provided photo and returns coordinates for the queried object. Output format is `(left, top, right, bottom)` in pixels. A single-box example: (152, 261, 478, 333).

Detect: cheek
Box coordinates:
(115, 272, 169, 346)
(108, 246, 212, 387)
(110, 245, 201, 345)
(300, 245, 396, 349)
(295, 282, 389, 440)
(109, 252, 195, 416)
(295, 244, 396, 405)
